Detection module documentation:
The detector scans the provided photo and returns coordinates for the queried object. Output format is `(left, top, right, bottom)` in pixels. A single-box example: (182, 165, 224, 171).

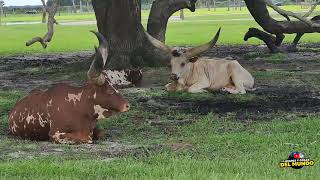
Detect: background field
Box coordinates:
(1, 6, 320, 55)
(0, 5, 320, 179)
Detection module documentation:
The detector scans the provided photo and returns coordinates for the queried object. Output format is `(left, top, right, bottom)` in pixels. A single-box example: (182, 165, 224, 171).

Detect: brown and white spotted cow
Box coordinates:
(8, 31, 129, 144)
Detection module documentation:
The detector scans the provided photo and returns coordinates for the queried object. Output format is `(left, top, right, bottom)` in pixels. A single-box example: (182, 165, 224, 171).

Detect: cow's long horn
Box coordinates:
(87, 31, 108, 86)
(90, 30, 107, 47)
(145, 31, 172, 54)
(87, 53, 106, 86)
(184, 27, 221, 58)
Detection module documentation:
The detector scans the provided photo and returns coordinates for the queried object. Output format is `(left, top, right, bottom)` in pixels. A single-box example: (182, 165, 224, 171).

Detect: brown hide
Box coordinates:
(8, 80, 129, 144)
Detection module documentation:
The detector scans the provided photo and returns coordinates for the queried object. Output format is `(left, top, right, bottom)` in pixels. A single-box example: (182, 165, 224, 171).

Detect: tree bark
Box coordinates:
(147, 0, 197, 42)
(92, 0, 171, 69)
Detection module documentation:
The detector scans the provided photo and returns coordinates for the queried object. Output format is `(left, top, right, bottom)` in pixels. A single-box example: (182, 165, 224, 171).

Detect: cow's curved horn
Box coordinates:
(184, 27, 221, 58)
(87, 32, 108, 86)
(145, 31, 172, 54)
(87, 54, 106, 86)
(90, 30, 107, 47)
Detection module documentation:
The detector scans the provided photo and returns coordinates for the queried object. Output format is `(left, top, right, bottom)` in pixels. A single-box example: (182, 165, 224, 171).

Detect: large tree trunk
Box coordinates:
(92, 0, 171, 69)
(147, 0, 197, 42)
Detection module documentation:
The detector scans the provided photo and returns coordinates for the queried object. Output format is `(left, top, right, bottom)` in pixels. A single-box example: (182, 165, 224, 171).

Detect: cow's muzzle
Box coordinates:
(119, 103, 130, 112)
(170, 74, 179, 81)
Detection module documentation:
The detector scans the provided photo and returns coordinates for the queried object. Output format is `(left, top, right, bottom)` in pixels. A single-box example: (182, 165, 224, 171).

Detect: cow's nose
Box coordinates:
(120, 103, 130, 112)
(170, 74, 179, 81)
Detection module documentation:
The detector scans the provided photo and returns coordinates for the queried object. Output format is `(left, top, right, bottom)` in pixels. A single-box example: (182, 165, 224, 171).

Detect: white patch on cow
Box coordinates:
(37, 112, 47, 127)
(24, 125, 26, 129)
(52, 131, 75, 144)
(26, 114, 35, 124)
(93, 92, 97, 99)
(104, 70, 131, 87)
(94, 105, 109, 119)
(87, 135, 93, 144)
(57, 107, 60, 111)
(11, 121, 19, 133)
(65, 91, 83, 104)
(47, 99, 53, 107)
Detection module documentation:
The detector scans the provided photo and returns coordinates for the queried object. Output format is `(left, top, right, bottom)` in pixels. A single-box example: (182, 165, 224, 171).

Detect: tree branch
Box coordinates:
(264, 0, 320, 27)
(147, 0, 197, 42)
(26, 0, 59, 48)
(303, 2, 319, 18)
(244, 28, 280, 53)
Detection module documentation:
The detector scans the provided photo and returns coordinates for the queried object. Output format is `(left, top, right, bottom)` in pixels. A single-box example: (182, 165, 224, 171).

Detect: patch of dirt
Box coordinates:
(2, 44, 320, 91)
(0, 52, 92, 91)
(145, 85, 320, 121)
(0, 140, 193, 160)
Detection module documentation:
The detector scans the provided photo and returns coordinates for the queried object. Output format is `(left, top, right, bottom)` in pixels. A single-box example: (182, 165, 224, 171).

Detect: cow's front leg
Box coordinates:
(165, 82, 185, 92)
(187, 81, 210, 93)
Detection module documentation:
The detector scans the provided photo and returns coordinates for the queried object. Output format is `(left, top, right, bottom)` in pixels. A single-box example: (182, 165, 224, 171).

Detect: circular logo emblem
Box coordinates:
(288, 151, 305, 169)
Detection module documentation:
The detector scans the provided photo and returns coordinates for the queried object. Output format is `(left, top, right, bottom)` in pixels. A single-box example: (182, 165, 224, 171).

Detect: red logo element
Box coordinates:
(293, 153, 300, 159)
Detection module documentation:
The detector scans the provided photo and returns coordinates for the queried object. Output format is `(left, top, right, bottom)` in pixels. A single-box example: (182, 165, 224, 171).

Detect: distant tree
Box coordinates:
(71, 0, 76, 13)
(0, 1, 4, 25)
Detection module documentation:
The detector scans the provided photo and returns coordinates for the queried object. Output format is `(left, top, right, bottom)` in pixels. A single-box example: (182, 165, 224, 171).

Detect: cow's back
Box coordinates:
(8, 90, 51, 140)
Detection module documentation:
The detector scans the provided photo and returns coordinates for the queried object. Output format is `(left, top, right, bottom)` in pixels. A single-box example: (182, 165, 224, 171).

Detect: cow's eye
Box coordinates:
(181, 63, 185, 67)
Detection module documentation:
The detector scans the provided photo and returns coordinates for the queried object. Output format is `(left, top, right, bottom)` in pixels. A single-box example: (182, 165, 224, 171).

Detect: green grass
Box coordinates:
(1, 6, 320, 55)
(0, 113, 319, 179)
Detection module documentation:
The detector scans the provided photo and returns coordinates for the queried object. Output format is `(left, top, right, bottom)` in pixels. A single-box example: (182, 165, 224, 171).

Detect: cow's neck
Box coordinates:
(182, 63, 197, 86)
(82, 83, 96, 101)
(83, 82, 110, 120)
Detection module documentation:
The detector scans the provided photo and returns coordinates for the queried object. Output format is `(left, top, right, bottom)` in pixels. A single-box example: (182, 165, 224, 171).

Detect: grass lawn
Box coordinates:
(0, 6, 320, 55)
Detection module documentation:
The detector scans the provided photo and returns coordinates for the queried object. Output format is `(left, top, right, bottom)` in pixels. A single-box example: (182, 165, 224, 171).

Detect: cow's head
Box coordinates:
(146, 28, 221, 81)
(87, 31, 129, 112)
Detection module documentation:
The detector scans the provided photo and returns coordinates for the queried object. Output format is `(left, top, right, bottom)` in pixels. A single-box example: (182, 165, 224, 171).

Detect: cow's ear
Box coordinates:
(172, 50, 181, 57)
(189, 56, 198, 63)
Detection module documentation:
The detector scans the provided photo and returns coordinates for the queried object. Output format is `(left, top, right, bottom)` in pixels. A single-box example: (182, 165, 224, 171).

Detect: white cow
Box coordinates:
(146, 28, 255, 94)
